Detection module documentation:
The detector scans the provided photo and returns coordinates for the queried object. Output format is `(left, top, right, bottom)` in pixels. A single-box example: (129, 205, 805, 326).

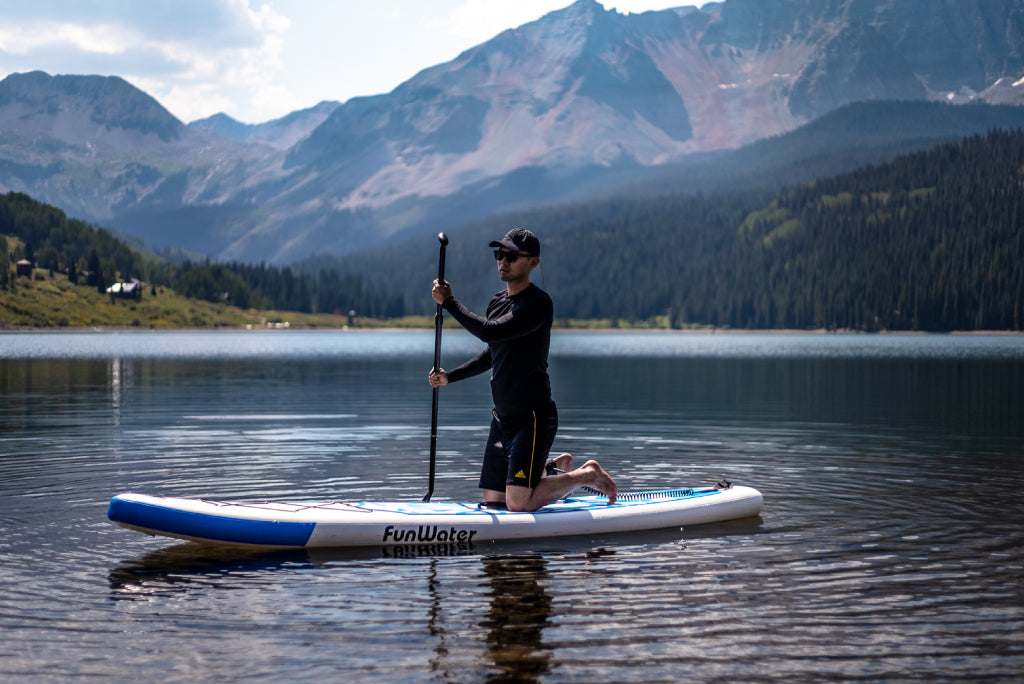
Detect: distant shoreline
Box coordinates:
(1, 325, 1021, 336)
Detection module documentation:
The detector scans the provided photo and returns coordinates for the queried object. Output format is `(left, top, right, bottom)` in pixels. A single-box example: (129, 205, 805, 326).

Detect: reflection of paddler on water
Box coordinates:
(481, 555, 552, 681)
(426, 555, 553, 682)
(429, 228, 617, 512)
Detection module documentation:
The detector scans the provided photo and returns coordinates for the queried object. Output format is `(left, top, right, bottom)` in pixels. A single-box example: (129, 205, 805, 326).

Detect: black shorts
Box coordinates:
(479, 401, 558, 491)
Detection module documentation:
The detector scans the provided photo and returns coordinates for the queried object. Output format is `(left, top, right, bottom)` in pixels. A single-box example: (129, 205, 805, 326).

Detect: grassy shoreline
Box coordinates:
(1, 270, 1019, 334)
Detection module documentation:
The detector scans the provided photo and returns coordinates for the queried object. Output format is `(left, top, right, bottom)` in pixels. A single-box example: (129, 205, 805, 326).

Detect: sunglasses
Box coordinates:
(494, 250, 531, 263)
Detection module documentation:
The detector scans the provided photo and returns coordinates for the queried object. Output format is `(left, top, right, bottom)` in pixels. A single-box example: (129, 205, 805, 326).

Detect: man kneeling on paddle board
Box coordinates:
(429, 228, 617, 512)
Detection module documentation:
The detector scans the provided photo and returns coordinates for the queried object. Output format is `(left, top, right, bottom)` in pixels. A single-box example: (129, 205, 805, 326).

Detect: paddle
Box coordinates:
(424, 232, 449, 502)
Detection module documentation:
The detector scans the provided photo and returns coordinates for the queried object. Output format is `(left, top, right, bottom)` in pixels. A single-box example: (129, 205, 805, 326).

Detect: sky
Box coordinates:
(0, 0, 699, 125)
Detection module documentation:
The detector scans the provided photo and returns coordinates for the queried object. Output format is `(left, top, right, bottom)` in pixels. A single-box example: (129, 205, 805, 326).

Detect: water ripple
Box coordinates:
(1, 336, 1022, 681)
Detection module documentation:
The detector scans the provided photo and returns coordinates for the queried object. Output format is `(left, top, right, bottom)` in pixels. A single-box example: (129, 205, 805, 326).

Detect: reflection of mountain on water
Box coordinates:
(481, 555, 553, 683)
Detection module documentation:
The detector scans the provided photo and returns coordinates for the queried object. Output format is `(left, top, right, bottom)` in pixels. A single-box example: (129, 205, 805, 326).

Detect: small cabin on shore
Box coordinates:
(16, 259, 33, 277)
(106, 279, 143, 301)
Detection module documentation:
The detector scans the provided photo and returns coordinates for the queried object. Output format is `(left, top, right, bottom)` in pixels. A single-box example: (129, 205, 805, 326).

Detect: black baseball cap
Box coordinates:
(489, 228, 540, 256)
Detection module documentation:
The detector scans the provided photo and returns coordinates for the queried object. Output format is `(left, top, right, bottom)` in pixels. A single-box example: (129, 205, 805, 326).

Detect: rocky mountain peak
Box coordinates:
(0, 70, 184, 144)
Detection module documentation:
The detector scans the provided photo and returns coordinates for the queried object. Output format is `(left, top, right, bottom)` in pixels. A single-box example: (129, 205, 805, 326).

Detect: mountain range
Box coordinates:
(1, 0, 1023, 265)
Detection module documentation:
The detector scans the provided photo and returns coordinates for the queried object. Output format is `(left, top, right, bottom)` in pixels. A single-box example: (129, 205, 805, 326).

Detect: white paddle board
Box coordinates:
(108, 484, 763, 549)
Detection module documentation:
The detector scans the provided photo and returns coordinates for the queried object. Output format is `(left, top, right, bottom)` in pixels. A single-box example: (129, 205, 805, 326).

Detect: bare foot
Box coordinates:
(552, 452, 573, 472)
(581, 460, 617, 505)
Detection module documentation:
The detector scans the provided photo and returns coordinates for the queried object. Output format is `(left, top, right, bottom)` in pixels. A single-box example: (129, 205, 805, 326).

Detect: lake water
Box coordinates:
(1, 330, 1022, 682)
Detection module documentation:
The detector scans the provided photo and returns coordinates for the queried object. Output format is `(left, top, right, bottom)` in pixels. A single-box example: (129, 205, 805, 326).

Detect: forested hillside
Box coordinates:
(0, 193, 148, 292)
(325, 128, 1024, 331)
(0, 193, 373, 315)
(721, 131, 1022, 330)
(561, 128, 1023, 331)
(4, 128, 1023, 331)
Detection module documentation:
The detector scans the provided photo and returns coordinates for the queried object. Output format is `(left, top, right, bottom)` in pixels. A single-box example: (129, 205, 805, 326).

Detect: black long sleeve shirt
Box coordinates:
(443, 283, 553, 417)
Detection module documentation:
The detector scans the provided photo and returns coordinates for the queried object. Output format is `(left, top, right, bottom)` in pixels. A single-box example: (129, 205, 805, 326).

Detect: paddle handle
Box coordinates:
(425, 232, 448, 502)
(432, 233, 448, 372)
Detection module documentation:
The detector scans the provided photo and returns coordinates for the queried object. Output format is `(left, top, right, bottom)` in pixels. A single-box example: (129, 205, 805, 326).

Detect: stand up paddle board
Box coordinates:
(107, 483, 762, 549)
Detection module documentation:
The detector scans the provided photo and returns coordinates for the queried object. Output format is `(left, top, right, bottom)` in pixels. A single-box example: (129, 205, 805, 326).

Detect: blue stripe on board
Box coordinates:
(107, 497, 315, 547)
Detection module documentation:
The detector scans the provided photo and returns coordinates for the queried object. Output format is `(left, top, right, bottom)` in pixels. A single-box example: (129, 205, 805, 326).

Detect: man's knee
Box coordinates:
(504, 485, 537, 512)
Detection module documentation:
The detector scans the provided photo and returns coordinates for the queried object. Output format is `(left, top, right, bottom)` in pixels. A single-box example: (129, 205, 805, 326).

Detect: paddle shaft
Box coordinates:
(424, 232, 448, 502)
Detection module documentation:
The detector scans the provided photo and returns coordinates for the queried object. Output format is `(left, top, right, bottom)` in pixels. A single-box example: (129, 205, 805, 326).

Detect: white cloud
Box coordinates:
(0, 0, 291, 122)
(0, 22, 137, 56)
